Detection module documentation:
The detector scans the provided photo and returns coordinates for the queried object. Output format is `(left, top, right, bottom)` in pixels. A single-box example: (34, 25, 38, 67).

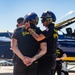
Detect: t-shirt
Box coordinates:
(42, 23, 58, 55)
(56, 47, 64, 58)
(12, 24, 43, 57)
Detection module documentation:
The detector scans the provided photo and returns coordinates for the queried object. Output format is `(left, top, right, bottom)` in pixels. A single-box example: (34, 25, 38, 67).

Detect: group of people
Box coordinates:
(11, 11, 67, 75)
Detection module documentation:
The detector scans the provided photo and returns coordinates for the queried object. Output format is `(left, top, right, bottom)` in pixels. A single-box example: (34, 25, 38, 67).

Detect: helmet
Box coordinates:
(41, 11, 56, 23)
(17, 17, 24, 23)
(24, 12, 39, 25)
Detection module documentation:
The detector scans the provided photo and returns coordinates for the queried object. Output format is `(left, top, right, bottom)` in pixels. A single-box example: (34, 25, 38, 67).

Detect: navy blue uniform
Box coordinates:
(12, 24, 42, 75)
(38, 23, 58, 75)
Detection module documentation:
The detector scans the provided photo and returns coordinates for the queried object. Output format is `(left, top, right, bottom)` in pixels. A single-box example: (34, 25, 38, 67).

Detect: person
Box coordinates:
(12, 17, 24, 63)
(25, 11, 58, 75)
(11, 12, 47, 75)
(54, 47, 67, 75)
(16, 17, 24, 27)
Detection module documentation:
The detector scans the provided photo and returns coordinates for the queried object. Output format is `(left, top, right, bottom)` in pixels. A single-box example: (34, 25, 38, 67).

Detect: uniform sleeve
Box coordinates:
(12, 29, 19, 40)
(40, 38, 47, 43)
(42, 25, 54, 38)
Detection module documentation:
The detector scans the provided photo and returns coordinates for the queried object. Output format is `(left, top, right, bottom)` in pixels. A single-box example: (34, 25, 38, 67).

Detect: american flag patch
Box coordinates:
(46, 27, 49, 31)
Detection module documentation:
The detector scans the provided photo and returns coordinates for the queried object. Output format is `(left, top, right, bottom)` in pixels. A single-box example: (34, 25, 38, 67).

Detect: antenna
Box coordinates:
(7, 30, 12, 38)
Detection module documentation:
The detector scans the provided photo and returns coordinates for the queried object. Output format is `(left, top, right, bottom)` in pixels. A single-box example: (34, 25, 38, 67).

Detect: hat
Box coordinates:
(17, 17, 24, 23)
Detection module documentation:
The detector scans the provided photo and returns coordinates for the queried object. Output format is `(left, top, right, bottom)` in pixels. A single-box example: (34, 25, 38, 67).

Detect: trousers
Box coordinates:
(13, 56, 38, 75)
(38, 55, 56, 75)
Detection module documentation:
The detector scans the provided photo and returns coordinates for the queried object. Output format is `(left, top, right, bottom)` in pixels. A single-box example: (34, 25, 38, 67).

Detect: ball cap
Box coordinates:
(17, 17, 24, 23)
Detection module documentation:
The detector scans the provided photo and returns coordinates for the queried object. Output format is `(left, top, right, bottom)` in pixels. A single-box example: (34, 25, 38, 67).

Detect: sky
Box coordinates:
(0, 0, 75, 34)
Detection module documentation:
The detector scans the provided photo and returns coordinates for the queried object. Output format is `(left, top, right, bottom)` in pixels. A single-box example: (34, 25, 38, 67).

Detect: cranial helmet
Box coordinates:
(24, 12, 39, 25)
(41, 11, 56, 23)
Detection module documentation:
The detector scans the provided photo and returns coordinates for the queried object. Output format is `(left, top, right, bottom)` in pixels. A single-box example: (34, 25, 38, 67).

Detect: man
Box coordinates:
(16, 17, 24, 27)
(11, 12, 47, 75)
(12, 17, 24, 63)
(25, 11, 58, 75)
(54, 47, 67, 75)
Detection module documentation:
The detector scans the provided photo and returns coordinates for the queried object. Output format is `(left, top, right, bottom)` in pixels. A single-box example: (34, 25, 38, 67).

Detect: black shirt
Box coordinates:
(12, 24, 43, 57)
(56, 47, 64, 62)
(56, 47, 64, 58)
(42, 23, 58, 55)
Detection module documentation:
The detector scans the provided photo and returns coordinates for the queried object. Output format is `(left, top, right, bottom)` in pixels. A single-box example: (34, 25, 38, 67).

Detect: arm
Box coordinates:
(31, 42, 47, 62)
(24, 22, 46, 41)
(11, 38, 31, 66)
(28, 28, 46, 41)
(56, 53, 67, 61)
(60, 54, 67, 60)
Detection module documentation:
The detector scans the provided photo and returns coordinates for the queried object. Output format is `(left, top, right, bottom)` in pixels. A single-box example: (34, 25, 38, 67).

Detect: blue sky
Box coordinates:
(0, 0, 75, 33)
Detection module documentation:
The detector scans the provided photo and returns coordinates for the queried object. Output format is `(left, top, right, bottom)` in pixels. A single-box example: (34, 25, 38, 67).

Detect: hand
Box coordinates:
(24, 21, 30, 30)
(56, 58, 61, 61)
(22, 56, 36, 66)
(22, 56, 32, 66)
(24, 57, 36, 66)
(25, 58, 36, 66)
